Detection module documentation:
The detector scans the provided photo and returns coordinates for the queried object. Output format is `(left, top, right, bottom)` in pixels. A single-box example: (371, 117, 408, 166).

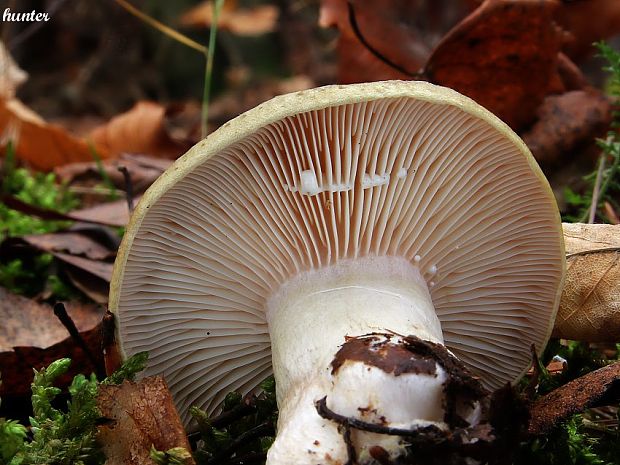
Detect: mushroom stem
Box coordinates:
(266, 256, 456, 465)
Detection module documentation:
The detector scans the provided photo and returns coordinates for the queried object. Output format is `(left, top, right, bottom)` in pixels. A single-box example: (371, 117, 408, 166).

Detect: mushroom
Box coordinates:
(109, 81, 565, 464)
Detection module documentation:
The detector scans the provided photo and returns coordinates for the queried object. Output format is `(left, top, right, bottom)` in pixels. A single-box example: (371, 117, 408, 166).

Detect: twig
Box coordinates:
(342, 424, 357, 465)
(347, 1, 420, 79)
(315, 397, 444, 439)
(117, 166, 134, 213)
(102, 310, 122, 375)
(53, 302, 105, 378)
(113, 0, 207, 54)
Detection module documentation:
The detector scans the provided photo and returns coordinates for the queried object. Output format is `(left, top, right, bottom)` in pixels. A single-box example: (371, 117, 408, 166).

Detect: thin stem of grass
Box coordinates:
(114, 0, 207, 54)
(587, 152, 606, 223)
(87, 141, 118, 201)
(201, 0, 226, 139)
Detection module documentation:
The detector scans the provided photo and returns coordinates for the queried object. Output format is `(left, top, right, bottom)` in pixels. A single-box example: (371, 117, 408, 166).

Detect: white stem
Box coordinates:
(265, 256, 448, 465)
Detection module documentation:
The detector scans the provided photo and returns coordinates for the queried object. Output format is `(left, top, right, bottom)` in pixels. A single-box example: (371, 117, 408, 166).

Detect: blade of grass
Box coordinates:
(87, 141, 118, 201)
(113, 0, 207, 55)
(586, 151, 606, 223)
(112, 0, 221, 139)
(201, 0, 225, 139)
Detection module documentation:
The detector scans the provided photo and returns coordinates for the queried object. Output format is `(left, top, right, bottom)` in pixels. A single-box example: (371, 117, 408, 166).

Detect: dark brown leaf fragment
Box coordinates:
(528, 361, 620, 435)
(522, 90, 611, 164)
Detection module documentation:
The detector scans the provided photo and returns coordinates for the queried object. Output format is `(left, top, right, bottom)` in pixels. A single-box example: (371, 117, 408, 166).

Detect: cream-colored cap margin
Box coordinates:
(108, 80, 566, 376)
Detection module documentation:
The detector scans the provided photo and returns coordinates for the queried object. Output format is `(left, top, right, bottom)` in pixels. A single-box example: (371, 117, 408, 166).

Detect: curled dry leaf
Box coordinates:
(522, 90, 611, 164)
(89, 101, 193, 159)
(0, 99, 110, 171)
(425, 0, 566, 130)
(553, 223, 620, 342)
(97, 376, 195, 465)
(528, 361, 620, 435)
(179, 0, 279, 36)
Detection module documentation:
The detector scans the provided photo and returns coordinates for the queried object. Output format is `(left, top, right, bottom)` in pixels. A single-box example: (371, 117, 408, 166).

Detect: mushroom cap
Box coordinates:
(109, 81, 565, 424)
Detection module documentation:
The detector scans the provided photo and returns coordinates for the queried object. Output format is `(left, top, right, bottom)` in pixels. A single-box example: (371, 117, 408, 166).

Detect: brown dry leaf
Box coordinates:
(0, 288, 104, 401)
(553, 223, 620, 342)
(425, 0, 566, 131)
(180, 0, 278, 36)
(20, 232, 114, 261)
(89, 101, 193, 159)
(556, 0, 620, 60)
(319, 0, 468, 83)
(0, 41, 27, 99)
(1, 193, 133, 228)
(53, 253, 113, 282)
(56, 153, 172, 194)
(97, 376, 195, 465)
(528, 361, 620, 435)
(0, 287, 102, 351)
(68, 198, 136, 228)
(0, 99, 110, 170)
(563, 223, 620, 254)
(64, 267, 111, 305)
(522, 90, 611, 164)
(0, 325, 104, 404)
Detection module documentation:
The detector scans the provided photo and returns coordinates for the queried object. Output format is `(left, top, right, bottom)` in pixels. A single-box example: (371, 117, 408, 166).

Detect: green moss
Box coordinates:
(1, 144, 79, 242)
(0, 353, 148, 465)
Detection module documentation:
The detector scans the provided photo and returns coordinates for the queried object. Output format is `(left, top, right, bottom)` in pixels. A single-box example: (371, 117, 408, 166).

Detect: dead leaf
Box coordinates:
(0, 324, 104, 419)
(0, 99, 110, 171)
(604, 202, 620, 225)
(553, 223, 620, 342)
(522, 90, 611, 164)
(563, 223, 620, 254)
(97, 376, 195, 465)
(555, 0, 620, 60)
(180, 0, 279, 36)
(52, 253, 113, 282)
(528, 361, 620, 435)
(319, 0, 468, 83)
(68, 199, 135, 228)
(64, 267, 110, 305)
(0, 287, 102, 351)
(0, 288, 104, 407)
(89, 101, 193, 159)
(55, 153, 172, 195)
(0, 41, 27, 99)
(20, 232, 114, 261)
(1, 192, 136, 228)
(425, 0, 566, 130)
